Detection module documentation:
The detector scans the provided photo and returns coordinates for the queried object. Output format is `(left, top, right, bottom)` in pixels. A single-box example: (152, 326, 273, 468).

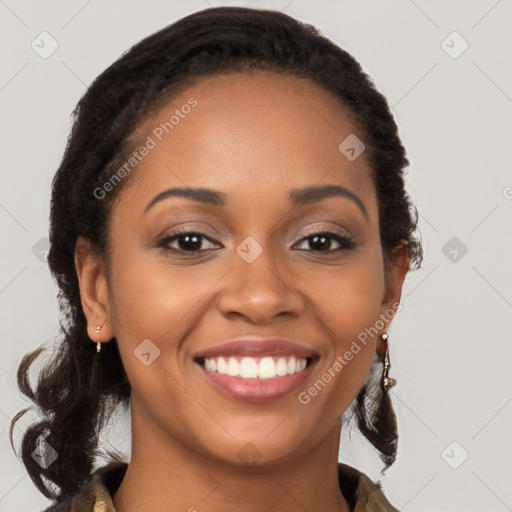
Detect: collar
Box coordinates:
(52, 461, 399, 512)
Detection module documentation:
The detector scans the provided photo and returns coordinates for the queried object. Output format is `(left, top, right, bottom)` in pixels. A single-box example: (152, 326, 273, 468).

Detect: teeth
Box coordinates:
(217, 356, 227, 374)
(240, 357, 258, 378)
(202, 355, 308, 379)
(259, 357, 276, 379)
(226, 357, 239, 377)
(276, 357, 288, 376)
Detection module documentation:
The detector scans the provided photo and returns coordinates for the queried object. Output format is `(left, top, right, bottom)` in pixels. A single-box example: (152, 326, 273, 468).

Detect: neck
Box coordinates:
(112, 402, 350, 512)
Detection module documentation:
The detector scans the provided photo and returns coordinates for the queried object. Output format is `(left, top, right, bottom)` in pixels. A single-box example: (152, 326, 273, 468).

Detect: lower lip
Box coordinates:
(196, 360, 317, 403)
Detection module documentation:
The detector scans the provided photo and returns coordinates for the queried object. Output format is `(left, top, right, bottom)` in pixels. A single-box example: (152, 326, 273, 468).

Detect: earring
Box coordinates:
(95, 325, 102, 353)
(381, 332, 397, 391)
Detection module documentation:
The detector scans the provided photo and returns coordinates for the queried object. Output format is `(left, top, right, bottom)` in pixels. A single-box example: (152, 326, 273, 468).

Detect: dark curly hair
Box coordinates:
(10, 5, 423, 506)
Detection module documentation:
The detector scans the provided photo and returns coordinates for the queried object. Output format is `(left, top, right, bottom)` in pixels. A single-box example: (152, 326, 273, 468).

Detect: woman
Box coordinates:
(11, 6, 422, 511)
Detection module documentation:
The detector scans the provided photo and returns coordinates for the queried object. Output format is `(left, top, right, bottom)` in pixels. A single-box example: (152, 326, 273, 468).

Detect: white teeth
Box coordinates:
(276, 357, 288, 376)
(217, 356, 227, 374)
(287, 356, 296, 374)
(259, 357, 276, 379)
(240, 357, 258, 378)
(202, 355, 308, 379)
(226, 357, 239, 376)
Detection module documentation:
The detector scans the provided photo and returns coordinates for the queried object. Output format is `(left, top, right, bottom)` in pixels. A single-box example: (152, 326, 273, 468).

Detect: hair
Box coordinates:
(10, 5, 423, 506)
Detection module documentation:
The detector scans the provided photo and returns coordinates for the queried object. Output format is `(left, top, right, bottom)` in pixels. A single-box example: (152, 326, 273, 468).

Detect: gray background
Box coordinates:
(1, 1, 511, 510)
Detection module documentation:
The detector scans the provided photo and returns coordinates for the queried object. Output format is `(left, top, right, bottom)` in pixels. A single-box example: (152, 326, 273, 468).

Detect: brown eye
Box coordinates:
(294, 230, 355, 253)
(157, 230, 221, 253)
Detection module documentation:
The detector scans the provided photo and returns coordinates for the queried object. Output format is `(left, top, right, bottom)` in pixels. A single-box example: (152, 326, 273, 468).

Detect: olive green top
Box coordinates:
(45, 461, 400, 512)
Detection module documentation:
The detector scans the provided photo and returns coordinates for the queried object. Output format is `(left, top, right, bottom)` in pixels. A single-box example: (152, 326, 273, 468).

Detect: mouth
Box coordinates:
(193, 338, 319, 402)
(195, 355, 314, 379)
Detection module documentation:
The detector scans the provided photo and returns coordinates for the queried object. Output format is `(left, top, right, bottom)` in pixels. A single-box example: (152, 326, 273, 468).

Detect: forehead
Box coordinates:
(116, 70, 376, 217)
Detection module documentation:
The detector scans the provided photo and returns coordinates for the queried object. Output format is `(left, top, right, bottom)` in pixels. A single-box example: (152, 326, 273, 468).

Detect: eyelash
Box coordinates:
(156, 227, 356, 255)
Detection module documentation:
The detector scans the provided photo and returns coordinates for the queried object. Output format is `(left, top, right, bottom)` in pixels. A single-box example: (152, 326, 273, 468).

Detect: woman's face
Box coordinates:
(78, 71, 408, 465)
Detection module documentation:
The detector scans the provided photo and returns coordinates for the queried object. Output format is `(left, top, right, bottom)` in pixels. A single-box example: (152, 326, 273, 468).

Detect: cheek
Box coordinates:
(108, 251, 213, 339)
(106, 252, 220, 386)
(106, 253, 216, 429)
(308, 246, 385, 348)
(300, 247, 384, 404)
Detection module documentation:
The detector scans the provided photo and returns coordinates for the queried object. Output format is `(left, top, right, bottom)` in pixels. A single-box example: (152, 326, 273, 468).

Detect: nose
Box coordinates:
(216, 245, 304, 325)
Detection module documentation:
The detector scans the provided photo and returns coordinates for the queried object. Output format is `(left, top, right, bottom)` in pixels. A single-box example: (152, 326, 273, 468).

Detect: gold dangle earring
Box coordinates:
(381, 332, 397, 391)
(96, 325, 102, 353)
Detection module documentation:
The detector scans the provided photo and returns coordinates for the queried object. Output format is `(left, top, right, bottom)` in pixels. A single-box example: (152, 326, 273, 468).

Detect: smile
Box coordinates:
(193, 337, 319, 402)
(200, 355, 309, 379)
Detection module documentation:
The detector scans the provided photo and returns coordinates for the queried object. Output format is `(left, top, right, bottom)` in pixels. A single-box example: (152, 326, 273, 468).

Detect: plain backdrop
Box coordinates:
(1, 1, 511, 511)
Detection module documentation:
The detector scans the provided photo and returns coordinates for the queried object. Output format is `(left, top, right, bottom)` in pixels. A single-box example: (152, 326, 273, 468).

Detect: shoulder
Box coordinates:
(338, 463, 401, 512)
(42, 461, 128, 512)
(42, 461, 398, 512)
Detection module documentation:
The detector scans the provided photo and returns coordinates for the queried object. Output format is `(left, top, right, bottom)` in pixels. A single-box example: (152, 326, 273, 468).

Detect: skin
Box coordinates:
(75, 70, 409, 512)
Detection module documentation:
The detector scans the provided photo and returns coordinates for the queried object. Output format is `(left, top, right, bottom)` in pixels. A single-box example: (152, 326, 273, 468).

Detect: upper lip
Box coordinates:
(193, 337, 318, 360)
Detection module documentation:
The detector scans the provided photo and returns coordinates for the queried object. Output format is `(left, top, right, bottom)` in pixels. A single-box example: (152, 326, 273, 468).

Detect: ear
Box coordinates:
(376, 240, 409, 357)
(74, 236, 114, 347)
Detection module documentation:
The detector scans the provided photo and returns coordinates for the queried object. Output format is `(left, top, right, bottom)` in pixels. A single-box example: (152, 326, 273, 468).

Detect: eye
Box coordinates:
(294, 229, 356, 253)
(157, 229, 222, 253)
(156, 228, 355, 255)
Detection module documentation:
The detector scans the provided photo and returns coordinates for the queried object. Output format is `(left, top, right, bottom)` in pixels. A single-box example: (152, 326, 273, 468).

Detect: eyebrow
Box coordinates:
(289, 184, 368, 221)
(144, 184, 368, 221)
